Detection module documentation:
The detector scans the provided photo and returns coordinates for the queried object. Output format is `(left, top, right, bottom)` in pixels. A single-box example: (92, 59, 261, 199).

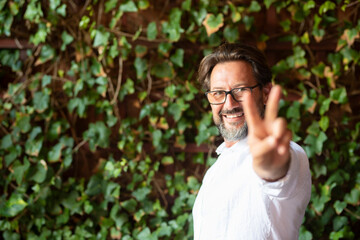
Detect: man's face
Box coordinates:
(209, 61, 270, 143)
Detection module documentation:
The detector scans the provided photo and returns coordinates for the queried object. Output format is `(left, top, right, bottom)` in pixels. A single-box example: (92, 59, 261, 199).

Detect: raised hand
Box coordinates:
(243, 85, 292, 182)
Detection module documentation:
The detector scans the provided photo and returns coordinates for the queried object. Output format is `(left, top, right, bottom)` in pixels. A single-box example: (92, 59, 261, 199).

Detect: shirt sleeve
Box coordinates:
(252, 141, 312, 199)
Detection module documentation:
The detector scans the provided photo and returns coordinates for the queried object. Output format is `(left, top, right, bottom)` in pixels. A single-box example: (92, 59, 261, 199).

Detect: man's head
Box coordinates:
(198, 43, 272, 143)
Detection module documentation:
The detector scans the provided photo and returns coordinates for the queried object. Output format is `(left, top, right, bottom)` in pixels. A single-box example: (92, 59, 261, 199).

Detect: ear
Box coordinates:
(262, 82, 272, 105)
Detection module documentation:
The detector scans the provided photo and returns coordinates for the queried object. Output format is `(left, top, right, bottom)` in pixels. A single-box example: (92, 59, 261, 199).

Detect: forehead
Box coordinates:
(209, 61, 256, 90)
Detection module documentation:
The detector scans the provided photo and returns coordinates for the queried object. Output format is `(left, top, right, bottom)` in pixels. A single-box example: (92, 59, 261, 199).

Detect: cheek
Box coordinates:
(211, 105, 222, 115)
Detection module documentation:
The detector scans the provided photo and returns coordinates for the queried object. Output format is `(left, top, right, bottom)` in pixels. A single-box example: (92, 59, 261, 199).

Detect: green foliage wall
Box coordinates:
(1, 0, 360, 239)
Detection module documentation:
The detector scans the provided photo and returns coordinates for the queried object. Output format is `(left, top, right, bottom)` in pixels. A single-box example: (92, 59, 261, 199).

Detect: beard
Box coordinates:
(215, 106, 264, 142)
(218, 120, 248, 142)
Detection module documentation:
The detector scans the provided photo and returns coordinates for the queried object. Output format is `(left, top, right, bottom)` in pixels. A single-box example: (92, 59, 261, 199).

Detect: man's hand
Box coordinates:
(243, 85, 292, 182)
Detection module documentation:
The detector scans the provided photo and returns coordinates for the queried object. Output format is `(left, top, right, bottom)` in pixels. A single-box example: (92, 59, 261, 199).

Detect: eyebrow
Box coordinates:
(211, 84, 247, 91)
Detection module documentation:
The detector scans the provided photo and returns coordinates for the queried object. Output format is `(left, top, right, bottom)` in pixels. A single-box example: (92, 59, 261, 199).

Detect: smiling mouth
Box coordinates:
(222, 112, 244, 119)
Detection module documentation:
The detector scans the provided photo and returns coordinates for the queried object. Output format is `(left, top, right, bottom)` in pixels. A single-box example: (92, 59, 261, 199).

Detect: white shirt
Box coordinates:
(192, 138, 311, 240)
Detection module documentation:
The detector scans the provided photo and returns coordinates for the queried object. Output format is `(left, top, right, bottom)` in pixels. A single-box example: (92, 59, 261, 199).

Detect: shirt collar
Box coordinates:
(216, 137, 248, 155)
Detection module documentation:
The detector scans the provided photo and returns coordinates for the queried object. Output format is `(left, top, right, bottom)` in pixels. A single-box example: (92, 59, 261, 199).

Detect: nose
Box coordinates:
(223, 92, 239, 109)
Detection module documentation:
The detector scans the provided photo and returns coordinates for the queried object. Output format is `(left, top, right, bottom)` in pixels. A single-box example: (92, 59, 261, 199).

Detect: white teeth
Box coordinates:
(224, 113, 244, 118)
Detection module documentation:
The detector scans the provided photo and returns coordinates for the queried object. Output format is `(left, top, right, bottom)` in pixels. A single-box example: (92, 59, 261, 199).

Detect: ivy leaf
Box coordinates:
(56, 4, 66, 16)
(119, 0, 138, 12)
(0, 50, 22, 71)
(12, 159, 30, 185)
(33, 89, 50, 113)
(50, 0, 61, 11)
(25, 137, 43, 157)
(16, 114, 31, 133)
(132, 26, 142, 41)
(248, 1, 261, 12)
(1, 134, 12, 150)
(162, 156, 174, 165)
(202, 13, 224, 36)
(93, 28, 110, 47)
(319, 116, 329, 131)
(340, 28, 359, 46)
(147, 21, 157, 40)
(170, 49, 184, 67)
(161, 8, 184, 41)
(286, 101, 301, 119)
(119, 78, 135, 101)
(333, 200, 347, 215)
(158, 42, 172, 56)
(187, 176, 200, 191)
(301, 32, 310, 44)
(299, 226, 313, 240)
(158, 222, 172, 237)
(191, 8, 207, 26)
(121, 199, 137, 212)
(330, 87, 348, 104)
(135, 45, 147, 58)
(139, 104, 151, 120)
(312, 28, 325, 42)
(152, 129, 162, 147)
(319, 1, 336, 15)
(303, 1, 315, 12)
(311, 62, 325, 77)
(105, 0, 117, 13)
(61, 191, 82, 214)
(9, 2, 19, 15)
(28, 160, 48, 183)
(110, 205, 128, 229)
(48, 143, 63, 162)
(0, 193, 28, 217)
(243, 15, 254, 31)
(224, 26, 239, 43)
(151, 62, 174, 80)
(138, 0, 150, 10)
(83, 122, 111, 151)
(333, 216, 348, 232)
(319, 98, 331, 115)
(164, 85, 176, 99)
(136, 227, 152, 239)
(228, 3, 241, 22)
(263, 0, 277, 9)
(24, 0, 43, 23)
(168, 103, 182, 121)
(134, 57, 147, 79)
(306, 122, 320, 136)
(67, 97, 90, 117)
(280, 20, 291, 32)
(344, 187, 360, 205)
(5, 146, 21, 167)
(42, 75, 52, 87)
(61, 31, 74, 51)
(86, 175, 105, 196)
(132, 187, 151, 201)
(181, 0, 191, 11)
(36, 45, 55, 65)
(304, 131, 327, 156)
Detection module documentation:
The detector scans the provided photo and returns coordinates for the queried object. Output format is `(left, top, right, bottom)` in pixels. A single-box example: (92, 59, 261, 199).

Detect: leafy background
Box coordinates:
(0, 0, 360, 239)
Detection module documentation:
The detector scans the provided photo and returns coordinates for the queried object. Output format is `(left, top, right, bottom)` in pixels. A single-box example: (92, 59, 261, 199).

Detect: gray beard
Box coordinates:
(216, 105, 264, 142)
(217, 121, 248, 142)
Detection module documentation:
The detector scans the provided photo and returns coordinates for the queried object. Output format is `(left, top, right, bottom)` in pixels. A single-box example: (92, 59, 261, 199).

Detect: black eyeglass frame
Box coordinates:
(205, 84, 261, 105)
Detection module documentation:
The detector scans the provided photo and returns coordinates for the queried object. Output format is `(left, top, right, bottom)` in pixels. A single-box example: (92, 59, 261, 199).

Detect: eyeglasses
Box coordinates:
(205, 84, 260, 105)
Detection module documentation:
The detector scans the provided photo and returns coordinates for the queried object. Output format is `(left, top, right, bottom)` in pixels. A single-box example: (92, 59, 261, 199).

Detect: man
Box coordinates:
(192, 43, 311, 239)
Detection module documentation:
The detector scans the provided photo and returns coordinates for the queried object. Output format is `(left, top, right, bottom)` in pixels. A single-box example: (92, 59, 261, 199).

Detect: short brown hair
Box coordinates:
(198, 43, 272, 90)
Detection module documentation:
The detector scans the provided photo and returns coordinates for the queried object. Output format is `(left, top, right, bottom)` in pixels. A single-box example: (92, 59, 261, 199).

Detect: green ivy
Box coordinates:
(0, 0, 359, 239)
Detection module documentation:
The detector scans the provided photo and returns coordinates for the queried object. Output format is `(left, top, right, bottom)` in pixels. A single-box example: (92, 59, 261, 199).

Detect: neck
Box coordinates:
(224, 140, 238, 148)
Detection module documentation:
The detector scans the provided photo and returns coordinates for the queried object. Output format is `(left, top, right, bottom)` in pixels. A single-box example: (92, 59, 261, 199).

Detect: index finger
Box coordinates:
(242, 91, 262, 135)
(265, 85, 282, 122)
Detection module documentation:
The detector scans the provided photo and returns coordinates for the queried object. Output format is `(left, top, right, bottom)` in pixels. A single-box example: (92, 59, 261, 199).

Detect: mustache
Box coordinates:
(219, 107, 244, 116)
